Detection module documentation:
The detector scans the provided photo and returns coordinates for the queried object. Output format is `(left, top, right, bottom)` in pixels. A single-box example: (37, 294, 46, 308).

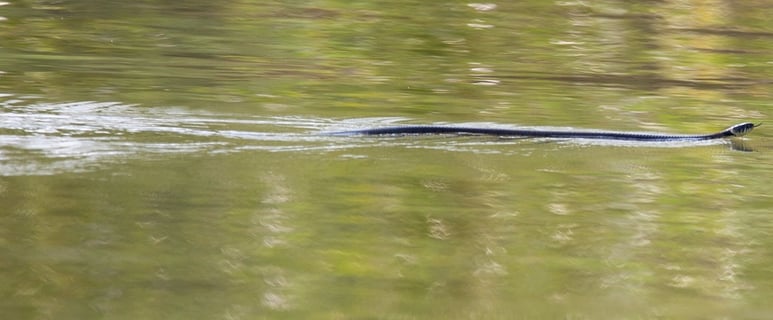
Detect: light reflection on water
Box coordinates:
(1, 100, 747, 176)
(0, 0, 771, 318)
(0, 100, 768, 319)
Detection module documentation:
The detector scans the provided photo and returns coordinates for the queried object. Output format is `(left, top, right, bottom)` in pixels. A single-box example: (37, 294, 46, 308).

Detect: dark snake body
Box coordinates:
(330, 122, 759, 141)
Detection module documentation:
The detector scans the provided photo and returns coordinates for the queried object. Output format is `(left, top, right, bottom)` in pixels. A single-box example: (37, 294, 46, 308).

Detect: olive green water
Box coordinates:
(1, 1, 772, 319)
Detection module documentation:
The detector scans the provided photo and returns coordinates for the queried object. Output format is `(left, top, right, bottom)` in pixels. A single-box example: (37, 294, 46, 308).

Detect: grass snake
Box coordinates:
(330, 122, 759, 141)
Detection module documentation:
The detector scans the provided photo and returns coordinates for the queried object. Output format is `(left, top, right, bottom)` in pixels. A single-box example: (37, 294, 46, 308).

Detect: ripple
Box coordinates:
(0, 99, 745, 175)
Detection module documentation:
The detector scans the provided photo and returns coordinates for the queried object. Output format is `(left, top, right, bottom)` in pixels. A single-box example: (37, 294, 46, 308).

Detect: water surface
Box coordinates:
(1, 1, 772, 319)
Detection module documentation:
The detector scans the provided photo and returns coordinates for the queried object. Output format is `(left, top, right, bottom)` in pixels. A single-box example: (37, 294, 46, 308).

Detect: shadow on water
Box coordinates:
(0, 99, 755, 175)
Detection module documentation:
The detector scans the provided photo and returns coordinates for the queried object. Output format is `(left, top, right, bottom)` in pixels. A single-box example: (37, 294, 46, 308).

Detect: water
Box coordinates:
(1, 1, 772, 319)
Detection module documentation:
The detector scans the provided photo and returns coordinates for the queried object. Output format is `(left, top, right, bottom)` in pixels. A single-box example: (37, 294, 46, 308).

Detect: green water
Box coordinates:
(1, 1, 772, 319)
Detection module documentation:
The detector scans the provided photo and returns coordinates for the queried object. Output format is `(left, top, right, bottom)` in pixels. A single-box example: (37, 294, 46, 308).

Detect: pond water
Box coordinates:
(1, 1, 772, 319)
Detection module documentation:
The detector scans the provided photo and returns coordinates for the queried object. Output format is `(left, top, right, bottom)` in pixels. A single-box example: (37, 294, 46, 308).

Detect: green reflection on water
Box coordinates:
(0, 0, 772, 319)
(3, 145, 771, 319)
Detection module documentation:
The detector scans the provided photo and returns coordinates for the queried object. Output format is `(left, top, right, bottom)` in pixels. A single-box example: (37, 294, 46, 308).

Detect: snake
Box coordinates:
(329, 122, 759, 141)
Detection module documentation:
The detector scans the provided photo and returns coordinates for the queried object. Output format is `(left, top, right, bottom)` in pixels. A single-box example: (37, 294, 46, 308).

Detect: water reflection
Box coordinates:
(0, 0, 771, 318)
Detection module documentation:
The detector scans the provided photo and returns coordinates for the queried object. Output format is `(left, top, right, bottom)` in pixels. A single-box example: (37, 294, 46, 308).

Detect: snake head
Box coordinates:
(728, 122, 760, 137)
